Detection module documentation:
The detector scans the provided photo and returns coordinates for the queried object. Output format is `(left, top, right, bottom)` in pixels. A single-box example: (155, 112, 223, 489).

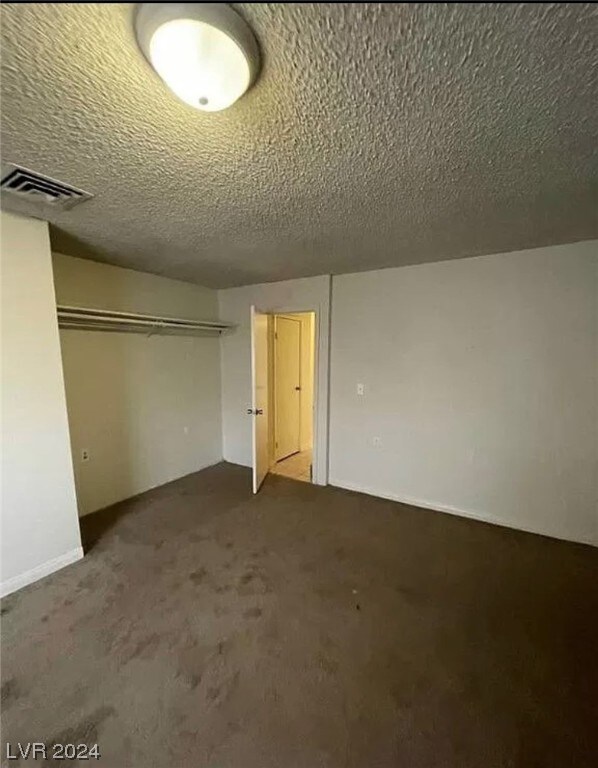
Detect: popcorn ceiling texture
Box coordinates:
(1, 3, 597, 288)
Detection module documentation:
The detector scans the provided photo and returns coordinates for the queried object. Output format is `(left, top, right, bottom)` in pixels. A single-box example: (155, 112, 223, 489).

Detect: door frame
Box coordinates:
(259, 304, 327, 486)
(250, 306, 269, 493)
(237, 272, 331, 489)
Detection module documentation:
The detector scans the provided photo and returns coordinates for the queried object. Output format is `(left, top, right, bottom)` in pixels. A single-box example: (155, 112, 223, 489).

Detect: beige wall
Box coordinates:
(53, 253, 223, 516)
(329, 240, 598, 546)
(1, 213, 82, 596)
(296, 312, 315, 451)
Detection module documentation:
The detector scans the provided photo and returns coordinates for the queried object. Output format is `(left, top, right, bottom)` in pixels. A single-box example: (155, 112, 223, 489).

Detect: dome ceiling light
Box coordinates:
(134, 3, 260, 112)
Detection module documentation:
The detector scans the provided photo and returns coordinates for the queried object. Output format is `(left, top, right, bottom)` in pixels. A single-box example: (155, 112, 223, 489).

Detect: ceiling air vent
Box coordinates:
(0, 164, 93, 210)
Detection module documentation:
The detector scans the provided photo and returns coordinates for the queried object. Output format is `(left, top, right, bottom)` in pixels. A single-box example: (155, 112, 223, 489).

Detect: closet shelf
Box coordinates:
(56, 305, 234, 337)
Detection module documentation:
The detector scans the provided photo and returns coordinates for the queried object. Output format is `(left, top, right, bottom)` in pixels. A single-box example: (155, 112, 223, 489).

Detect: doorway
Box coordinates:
(249, 306, 319, 493)
(269, 313, 315, 483)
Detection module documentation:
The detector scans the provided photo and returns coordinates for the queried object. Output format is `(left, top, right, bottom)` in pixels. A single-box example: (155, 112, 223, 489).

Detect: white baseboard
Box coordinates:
(329, 478, 596, 548)
(1, 546, 84, 598)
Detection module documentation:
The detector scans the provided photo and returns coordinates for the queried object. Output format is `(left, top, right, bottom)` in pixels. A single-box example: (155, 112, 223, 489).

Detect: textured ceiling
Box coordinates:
(1, 3, 597, 288)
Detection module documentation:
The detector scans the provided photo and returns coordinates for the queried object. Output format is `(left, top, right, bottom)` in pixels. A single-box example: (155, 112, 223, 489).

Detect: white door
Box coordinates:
(250, 306, 269, 493)
(274, 315, 301, 461)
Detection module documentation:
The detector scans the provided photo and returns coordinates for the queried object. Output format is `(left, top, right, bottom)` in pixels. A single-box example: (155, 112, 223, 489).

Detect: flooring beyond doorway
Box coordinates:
(1, 463, 597, 767)
(270, 449, 312, 482)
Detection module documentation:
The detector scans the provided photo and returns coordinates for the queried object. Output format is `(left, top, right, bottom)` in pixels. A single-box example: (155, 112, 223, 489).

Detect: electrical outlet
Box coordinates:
(183, 426, 189, 435)
(357, 383, 365, 396)
(372, 436, 382, 447)
(81, 449, 90, 462)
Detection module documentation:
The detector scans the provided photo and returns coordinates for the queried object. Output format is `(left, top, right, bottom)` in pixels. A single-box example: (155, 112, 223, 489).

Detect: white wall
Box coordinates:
(329, 241, 598, 546)
(53, 253, 222, 515)
(1, 213, 82, 596)
(218, 276, 330, 485)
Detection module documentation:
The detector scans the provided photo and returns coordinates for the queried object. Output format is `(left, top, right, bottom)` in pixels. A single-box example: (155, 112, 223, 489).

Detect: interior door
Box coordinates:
(275, 315, 301, 461)
(250, 306, 269, 493)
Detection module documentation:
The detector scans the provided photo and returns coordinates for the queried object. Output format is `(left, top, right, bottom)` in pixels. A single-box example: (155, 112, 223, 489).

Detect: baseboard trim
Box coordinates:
(1, 546, 84, 598)
(329, 478, 596, 548)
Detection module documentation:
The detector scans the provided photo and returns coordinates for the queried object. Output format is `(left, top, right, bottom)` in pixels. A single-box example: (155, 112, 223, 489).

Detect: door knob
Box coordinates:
(295, 386, 301, 391)
(256, 408, 263, 415)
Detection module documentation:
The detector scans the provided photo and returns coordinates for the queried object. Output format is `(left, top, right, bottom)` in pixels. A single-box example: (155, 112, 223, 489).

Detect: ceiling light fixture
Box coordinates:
(135, 3, 260, 112)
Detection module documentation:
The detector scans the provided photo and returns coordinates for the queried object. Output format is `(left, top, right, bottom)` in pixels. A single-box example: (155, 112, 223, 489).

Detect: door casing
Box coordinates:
(250, 306, 269, 493)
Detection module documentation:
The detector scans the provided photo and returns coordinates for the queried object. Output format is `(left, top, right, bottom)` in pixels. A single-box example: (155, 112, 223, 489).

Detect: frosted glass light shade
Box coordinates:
(135, 4, 260, 112)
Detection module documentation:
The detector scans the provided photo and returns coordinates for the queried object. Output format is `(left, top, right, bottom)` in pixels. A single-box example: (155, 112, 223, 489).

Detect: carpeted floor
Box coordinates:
(1, 462, 597, 767)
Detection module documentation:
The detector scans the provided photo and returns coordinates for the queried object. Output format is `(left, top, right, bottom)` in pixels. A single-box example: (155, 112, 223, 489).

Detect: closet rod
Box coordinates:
(56, 305, 233, 336)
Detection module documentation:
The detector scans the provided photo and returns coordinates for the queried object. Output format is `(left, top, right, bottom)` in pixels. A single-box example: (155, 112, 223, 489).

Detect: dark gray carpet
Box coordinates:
(2, 462, 597, 767)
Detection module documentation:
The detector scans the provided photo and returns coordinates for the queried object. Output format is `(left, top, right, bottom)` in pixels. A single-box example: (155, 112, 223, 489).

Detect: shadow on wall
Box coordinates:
(53, 252, 223, 519)
(56, 250, 151, 521)
(50, 227, 108, 266)
(60, 330, 222, 518)
(61, 330, 132, 517)
(79, 499, 131, 554)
